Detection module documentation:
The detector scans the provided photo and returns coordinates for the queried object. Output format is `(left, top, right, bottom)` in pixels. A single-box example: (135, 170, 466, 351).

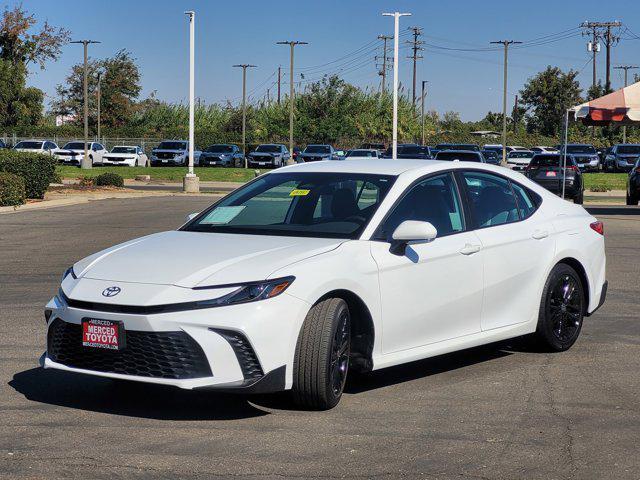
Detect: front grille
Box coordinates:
(211, 328, 263, 380)
(47, 318, 212, 379)
(155, 152, 178, 159)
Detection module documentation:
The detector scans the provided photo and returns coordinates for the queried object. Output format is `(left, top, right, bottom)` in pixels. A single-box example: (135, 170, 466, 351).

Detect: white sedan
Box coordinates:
(102, 146, 149, 167)
(507, 150, 535, 170)
(43, 160, 607, 409)
(54, 141, 108, 166)
(13, 139, 59, 155)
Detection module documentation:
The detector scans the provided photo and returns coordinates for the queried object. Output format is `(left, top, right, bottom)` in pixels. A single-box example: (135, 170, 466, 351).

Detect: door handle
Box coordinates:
(459, 244, 481, 255)
(532, 230, 549, 240)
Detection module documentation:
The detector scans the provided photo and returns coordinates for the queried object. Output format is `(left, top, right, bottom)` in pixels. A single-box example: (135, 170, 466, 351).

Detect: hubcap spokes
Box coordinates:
(330, 312, 350, 396)
(549, 275, 582, 342)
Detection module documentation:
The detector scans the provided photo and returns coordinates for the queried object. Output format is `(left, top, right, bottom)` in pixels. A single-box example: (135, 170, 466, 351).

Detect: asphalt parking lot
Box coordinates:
(1, 196, 639, 479)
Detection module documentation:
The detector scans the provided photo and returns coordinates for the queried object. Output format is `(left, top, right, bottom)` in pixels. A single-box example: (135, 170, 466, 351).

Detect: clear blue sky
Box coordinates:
(15, 0, 640, 121)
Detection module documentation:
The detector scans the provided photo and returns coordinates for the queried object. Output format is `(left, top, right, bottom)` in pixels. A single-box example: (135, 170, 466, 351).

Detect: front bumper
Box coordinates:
(43, 284, 311, 392)
(102, 158, 136, 167)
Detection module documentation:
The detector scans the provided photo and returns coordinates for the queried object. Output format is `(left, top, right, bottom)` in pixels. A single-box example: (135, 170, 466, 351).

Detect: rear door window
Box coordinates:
(462, 171, 519, 228)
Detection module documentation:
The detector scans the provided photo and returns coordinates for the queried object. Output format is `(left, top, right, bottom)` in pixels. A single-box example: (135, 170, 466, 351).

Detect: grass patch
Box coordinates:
(56, 166, 266, 183)
(583, 173, 627, 191)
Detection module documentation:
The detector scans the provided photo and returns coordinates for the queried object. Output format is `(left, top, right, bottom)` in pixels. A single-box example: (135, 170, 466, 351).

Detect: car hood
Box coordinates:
(105, 152, 137, 158)
(74, 231, 345, 288)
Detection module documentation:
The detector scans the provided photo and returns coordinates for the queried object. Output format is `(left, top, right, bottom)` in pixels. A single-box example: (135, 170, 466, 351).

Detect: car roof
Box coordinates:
(112, 145, 139, 148)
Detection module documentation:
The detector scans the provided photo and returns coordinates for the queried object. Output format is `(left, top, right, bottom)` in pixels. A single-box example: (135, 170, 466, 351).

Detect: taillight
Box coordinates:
(590, 221, 604, 236)
(567, 165, 579, 172)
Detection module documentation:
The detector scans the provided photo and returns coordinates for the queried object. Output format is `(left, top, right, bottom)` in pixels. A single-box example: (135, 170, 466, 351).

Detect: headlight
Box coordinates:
(192, 276, 295, 307)
(61, 266, 77, 282)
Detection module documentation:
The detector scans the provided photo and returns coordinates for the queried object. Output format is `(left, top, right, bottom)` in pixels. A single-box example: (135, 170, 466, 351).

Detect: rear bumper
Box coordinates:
(586, 280, 607, 317)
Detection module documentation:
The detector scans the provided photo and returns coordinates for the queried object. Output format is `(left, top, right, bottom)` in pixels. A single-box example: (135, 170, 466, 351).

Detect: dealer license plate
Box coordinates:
(546, 171, 557, 177)
(82, 318, 125, 350)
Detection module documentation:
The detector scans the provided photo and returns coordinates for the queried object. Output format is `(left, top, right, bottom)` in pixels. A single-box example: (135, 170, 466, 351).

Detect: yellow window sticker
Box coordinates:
(290, 189, 310, 197)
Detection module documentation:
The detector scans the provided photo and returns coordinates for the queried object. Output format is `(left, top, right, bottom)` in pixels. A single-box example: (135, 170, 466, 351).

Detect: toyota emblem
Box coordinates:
(102, 286, 121, 297)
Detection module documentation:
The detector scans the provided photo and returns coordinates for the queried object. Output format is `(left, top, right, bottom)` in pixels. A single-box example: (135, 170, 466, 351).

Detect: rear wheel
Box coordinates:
(292, 298, 350, 410)
(533, 264, 584, 351)
(627, 191, 639, 206)
(573, 191, 584, 204)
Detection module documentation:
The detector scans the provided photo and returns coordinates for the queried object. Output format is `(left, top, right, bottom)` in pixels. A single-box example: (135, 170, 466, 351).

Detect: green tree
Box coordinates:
(54, 49, 142, 129)
(0, 5, 69, 127)
(519, 66, 582, 136)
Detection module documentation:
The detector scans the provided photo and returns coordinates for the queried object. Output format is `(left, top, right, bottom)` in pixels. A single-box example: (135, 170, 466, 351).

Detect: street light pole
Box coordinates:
(421, 80, 428, 145)
(277, 41, 308, 165)
(183, 11, 199, 193)
(383, 12, 411, 160)
(490, 40, 521, 166)
(70, 39, 100, 169)
(233, 64, 256, 168)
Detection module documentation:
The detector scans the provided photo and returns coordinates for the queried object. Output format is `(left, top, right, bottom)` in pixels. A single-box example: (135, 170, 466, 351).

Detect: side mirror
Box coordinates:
(390, 220, 437, 255)
(186, 212, 200, 222)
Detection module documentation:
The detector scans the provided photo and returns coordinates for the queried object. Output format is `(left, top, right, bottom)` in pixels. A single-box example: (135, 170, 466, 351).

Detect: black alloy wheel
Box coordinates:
(534, 264, 584, 351)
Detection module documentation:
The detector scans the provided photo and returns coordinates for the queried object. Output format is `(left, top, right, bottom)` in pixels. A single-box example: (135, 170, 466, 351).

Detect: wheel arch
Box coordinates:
(556, 257, 590, 314)
(314, 289, 375, 373)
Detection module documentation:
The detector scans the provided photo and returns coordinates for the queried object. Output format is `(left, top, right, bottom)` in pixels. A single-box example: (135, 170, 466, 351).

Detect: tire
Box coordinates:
(292, 298, 351, 410)
(533, 263, 585, 352)
(573, 191, 583, 204)
(627, 191, 639, 206)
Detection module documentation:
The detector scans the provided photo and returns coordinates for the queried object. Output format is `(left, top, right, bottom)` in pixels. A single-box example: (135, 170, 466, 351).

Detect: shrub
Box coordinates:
(0, 172, 26, 206)
(78, 176, 94, 188)
(589, 184, 610, 192)
(0, 150, 57, 199)
(95, 172, 124, 187)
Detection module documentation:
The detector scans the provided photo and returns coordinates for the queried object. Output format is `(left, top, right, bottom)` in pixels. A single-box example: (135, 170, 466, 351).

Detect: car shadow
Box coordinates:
(9, 367, 270, 420)
(343, 341, 521, 395)
(586, 205, 640, 216)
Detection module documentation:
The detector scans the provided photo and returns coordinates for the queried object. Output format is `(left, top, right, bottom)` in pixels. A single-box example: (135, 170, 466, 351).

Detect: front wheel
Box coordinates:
(292, 298, 350, 410)
(533, 263, 584, 351)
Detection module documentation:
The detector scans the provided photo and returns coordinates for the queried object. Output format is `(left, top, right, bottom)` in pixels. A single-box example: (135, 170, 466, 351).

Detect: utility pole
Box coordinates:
(614, 65, 638, 142)
(581, 21, 621, 92)
(70, 39, 100, 169)
(277, 41, 308, 165)
(405, 27, 424, 107)
(490, 40, 521, 165)
(383, 12, 411, 159)
(376, 35, 392, 94)
(277, 66, 282, 104)
(96, 71, 102, 143)
(421, 80, 428, 145)
(233, 64, 257, 167)
(183, 11, 199, 192)
(581, 23, 601, 89)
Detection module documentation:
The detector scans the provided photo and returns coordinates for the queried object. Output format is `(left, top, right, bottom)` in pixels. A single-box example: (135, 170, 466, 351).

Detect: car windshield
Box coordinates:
(436, 151, 481, 162)
(62, 142, 87, 150)
(346, 150, 376, 157)
(14, 141, 43, 149)
(530, 155, 575, 168)
(183, 172, 396, 239)
(508, 151, 533, 158)
(450, 144, 479, 151)
(566, 145, 596, 154)
(618, 145, 640, 154)
(111, 146, 137, 154)
(304, 145, 331, 154)
(256, 145, 281, 153)
(482, 150, 498, 157)
(205, 145, 234, 153)
(398, 146, 423, 155)
(157, 141, 187, 150)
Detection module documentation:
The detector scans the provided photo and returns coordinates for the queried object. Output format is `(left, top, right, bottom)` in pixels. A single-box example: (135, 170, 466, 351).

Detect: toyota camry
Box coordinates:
(43, 159, 607, 409)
